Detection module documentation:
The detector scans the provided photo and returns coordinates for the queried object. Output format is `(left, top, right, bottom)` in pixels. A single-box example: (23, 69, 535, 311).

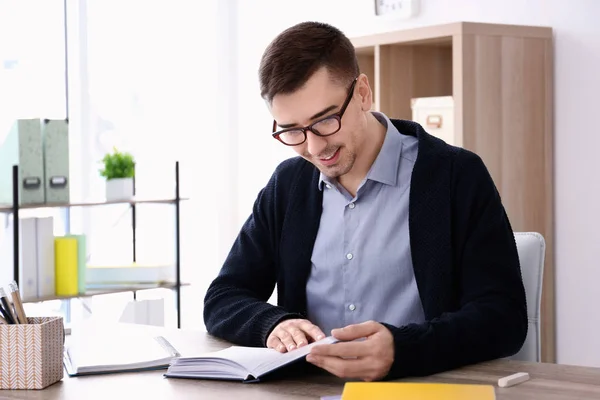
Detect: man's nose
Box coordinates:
(306, 130, 327, 157)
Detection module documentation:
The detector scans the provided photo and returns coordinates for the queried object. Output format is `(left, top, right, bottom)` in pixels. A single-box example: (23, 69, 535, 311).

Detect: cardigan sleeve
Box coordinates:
(203, 165, 303, 347)
(381, 150, 528, 379)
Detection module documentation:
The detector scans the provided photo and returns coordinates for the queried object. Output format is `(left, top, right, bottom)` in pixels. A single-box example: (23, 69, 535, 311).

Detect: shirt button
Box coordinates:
(348, 202, 355, 209)
(348, 304, 356, 311)
(325, 184, 332, 189)
(346, 253, 353, 260)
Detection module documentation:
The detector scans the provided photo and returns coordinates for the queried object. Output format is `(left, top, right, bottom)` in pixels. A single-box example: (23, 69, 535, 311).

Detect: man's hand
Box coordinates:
(306, 320, 394, 382)
(267, 319, 326, 353)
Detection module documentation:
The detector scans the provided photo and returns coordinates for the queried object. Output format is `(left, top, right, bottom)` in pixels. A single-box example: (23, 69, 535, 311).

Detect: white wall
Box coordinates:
(231, 0, 600, 367)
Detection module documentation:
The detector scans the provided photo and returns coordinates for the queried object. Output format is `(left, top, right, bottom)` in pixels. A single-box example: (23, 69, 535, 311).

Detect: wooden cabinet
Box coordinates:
(351, 22, 555, 362)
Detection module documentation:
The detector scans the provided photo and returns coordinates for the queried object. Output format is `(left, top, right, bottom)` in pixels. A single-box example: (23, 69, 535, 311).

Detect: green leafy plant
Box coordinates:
(99, 148, 135, 180)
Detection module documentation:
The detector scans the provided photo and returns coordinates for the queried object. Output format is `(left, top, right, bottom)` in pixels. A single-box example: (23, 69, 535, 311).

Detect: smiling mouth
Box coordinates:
(318, 148, 341, 166)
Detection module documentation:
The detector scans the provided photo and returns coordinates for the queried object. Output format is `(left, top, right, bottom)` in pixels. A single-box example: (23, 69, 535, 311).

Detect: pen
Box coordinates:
(0, 299, 15, 324)
(8, 281, 27, 324)
(0, 288, 17, 324)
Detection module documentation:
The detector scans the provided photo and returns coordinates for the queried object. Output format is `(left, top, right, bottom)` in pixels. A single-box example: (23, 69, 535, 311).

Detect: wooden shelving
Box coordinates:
(351, 22, 555, 362)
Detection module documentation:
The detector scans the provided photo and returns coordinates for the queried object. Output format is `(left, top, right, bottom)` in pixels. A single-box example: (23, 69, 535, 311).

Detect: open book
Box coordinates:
(64, 329, 180, 376)
(165, 336, 338, 382)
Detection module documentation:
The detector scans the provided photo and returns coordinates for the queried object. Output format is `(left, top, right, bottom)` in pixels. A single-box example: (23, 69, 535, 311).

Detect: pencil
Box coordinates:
(8, 281, 27, 324)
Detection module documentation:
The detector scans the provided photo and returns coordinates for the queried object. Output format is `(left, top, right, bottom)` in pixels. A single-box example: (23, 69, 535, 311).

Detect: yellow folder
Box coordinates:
(341, 382, 496, 400)
(55, 237, 79, 296)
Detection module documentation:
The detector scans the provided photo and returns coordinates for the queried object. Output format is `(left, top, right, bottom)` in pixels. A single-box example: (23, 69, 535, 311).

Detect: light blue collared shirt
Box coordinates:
(305, 112, 426, 335)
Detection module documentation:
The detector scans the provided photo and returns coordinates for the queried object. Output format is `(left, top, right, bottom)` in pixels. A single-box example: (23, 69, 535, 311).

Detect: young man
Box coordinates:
(204, 21, 527, 382)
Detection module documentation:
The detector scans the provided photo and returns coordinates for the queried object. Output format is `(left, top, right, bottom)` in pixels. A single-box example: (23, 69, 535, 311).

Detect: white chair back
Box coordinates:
(511, 232, 546, 362)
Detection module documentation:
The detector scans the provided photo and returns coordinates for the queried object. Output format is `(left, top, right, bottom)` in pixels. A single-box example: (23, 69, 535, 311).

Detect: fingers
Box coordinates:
(298, 320, 326, 342)
(331, 320, 381, 341)
(281, 327, 307, 351)
(307, 355, 379, 381)
(307, 352, 391, 382)
(310, 341, 371, 358)
(267, 328, 300, 352)
(266, 335, 287, 353)
(267, 319, 321, 352)
(307, 322, 395, 382)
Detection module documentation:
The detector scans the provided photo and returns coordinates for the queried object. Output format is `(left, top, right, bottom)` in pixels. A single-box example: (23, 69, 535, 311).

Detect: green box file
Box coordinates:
(43, 119, 70, 204)
(0, 119, 45, 205)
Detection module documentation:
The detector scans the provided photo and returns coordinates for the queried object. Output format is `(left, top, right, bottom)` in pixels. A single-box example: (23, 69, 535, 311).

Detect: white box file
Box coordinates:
(411, 96, 456, 146)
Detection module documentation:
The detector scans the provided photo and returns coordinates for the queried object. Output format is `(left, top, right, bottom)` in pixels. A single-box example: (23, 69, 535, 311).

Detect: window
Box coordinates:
(79, 0, 221, 328)
(0, 0, 67, 122)
(2, 0, 226, 329)
(0, 0, 69, 321)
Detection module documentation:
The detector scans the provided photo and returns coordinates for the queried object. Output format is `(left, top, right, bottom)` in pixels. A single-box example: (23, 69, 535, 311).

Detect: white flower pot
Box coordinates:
(105, 177, 134, 201)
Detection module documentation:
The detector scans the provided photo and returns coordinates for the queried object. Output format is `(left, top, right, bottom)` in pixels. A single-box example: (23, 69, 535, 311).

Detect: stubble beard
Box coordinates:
(315, 146, 356, 179)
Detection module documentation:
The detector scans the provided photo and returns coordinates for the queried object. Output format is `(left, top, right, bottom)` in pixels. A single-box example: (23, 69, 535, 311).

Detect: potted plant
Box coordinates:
(99, 148, 135, 201)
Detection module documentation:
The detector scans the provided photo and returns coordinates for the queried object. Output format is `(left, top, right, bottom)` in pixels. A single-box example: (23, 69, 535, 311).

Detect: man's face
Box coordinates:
(270, 68, 366, 179)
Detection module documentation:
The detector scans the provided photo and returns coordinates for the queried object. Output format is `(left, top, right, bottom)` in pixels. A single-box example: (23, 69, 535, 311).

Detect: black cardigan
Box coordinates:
(204, 119, 527, 379)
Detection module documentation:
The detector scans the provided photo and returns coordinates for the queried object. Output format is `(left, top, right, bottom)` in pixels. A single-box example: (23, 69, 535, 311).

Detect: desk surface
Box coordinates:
(1, 324, 600, 400)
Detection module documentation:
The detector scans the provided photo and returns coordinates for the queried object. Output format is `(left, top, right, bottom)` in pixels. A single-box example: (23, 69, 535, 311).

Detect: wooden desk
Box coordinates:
(1, 325, 599, 400)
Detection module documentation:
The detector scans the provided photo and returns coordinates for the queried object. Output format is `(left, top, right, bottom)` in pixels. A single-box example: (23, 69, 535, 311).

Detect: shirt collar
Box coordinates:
(365, 112, 403, 186)
(318, 112, 403, 190)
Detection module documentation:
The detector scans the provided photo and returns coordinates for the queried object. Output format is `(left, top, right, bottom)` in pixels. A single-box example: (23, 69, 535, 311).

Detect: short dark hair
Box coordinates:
(259, 21, 359, 103)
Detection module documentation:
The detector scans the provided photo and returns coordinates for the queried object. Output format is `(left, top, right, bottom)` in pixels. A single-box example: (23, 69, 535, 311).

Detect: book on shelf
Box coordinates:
(85, 282, 167, 290)
(55, 236, 78, 296)
(65, 234, 87, 293)
(86, 262, 173, 286)
(0, 217, 55, 299)
(64, 324, 180, 376)
(165, 336, 338, 383)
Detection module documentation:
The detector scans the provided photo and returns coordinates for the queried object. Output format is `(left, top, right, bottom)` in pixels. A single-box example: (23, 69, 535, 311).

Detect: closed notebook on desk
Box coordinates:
(165, 336, 338, 383)
(341, 382, 496, 400)
(64, 328, 180, 376)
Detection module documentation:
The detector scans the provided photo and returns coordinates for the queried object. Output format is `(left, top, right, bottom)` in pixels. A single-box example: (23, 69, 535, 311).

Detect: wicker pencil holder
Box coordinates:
(0, 316, 64, 390)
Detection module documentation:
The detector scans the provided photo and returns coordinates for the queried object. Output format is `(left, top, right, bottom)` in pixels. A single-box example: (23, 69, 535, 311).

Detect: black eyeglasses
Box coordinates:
(272, 78, 358, 146)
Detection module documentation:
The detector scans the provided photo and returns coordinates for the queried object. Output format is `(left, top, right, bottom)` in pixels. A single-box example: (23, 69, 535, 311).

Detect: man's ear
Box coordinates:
(357, 73, 373, 111)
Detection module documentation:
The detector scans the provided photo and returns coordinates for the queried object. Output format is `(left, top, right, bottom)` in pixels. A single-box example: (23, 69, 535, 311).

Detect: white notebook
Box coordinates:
(164, 336, 338, 382)
(64, 328, 180, 376)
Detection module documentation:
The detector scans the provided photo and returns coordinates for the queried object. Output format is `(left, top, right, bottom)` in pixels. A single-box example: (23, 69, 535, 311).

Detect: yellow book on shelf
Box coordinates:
(341, 382, 495, 400)
(55, 237, 79, 296)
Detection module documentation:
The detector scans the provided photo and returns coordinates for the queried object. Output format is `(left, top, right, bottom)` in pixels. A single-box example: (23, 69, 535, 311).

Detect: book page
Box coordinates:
(190, 346, 281, 374)
(253, 336, 338, 377)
